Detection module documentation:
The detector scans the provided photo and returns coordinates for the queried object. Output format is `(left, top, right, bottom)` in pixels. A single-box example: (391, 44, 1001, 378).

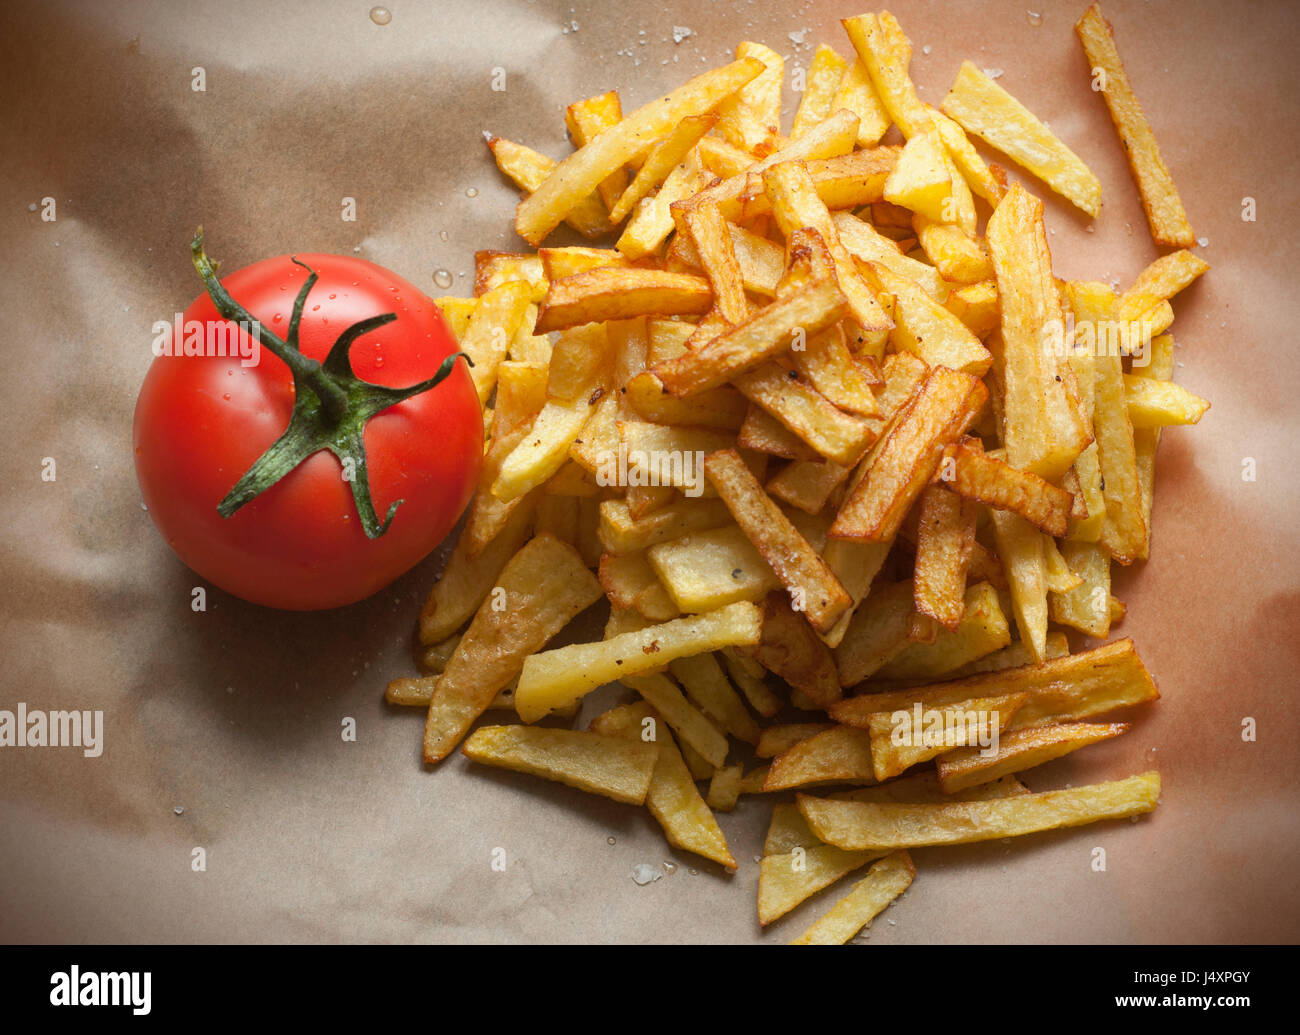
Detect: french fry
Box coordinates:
(832, 211, 946, 301)
(721, 647, 783, 718)
(913, 485, 976, 630)
(912, 216, 993, 284)
(622, 672, 731, 769)
(538, 247, 629, 282)
(751, 591, 842, 707)
(734, 363, 875, 466)
(830, 366, 988, 542)
(705, 449, 852, 635)
(706, 763, 744, 812)
(648, 524, 780, 611)
(763, 725, 876, 791)
(988, 508, 1049, 663)
(608, 114, 716, 225)
(798, 771, 1161, 851)
(1075, 3, 1195, 246)
(941, 439, 1074, 537)
(1115, 250, 1210, 325)
(598, 496, 733, 554)
(758, 844, 888, 926)
(485, 135, 609, 238)
(871, 261, 991, 376)
(514, 601, 763, 722)
(474, 251, 547, 303)
(1131, 334, 1176, 558)
(793, 45, 850, 138)
(833, 579, 915, 686)
(987, 186, 1091, 479)
(418, 499, 535, 644)
(842, 12, 931, 138)
(789, 851, 915, 946)
(756, 723, 835, 759)
(463, 725, 660, 805)
(535, 268, 712, 334)
(1048, 539, 1112, 638)
(928, 105, 1005, 205)
(882, 125, 954, 224)
(516, 56, 765, 243)
(740, 405, 820, 462)
(866, 691, 1028, 781)
(829, 638, 1158, 730)
(654, 278, 848, 396)
(945, 631, 1068, 678)
(565, 90, 629, 213)
(937, 720, 1130, 793)
(458, 280, 534, 404)
(761, 163, 891, 335)
(1124, 375, 1209, 429)
(941, 62, 1102, 217)
(875, 581, 1010, 680)
(623, 372, 748, 431)
(670, 653, 760, 745)
(681, 202, 749, 325)
(716, 41, 784, 155)
(668, 220, 785, 297)
(831, 59, 892, 147)
(590, 701, 736, 869)
(618, 151, 711, 260)
(423, 536, 603, 763)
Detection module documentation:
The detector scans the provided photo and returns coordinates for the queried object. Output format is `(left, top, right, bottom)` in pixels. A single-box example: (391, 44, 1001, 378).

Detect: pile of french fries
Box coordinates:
(388, 5, 1209, 944)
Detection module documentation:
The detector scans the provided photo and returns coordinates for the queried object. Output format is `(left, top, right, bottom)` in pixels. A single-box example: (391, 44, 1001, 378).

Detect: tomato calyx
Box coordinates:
(189, 229, 473, 539)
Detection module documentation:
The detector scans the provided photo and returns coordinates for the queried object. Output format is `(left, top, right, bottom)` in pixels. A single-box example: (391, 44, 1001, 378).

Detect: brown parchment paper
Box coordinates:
(1, 0, 1298, 944)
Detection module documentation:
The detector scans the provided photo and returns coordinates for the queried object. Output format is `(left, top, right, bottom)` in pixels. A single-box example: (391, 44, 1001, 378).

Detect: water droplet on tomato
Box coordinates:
(222, 392, 231, 401)
(273, 313, 282, 323)
(312, 304, 320, 311)
(433, 269, 453, 288)
(328, 293, 336, 299)
(375, 356, 385, 367)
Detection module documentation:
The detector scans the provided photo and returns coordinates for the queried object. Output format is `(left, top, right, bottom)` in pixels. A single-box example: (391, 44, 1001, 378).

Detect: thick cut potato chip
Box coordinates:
(789, 851, 915, 945)
(669, 220, 785, 298)
(938, 720, 1130, 793)
(1075, 4, 1194, 246)
(705, 449, 852, 635)
(564, 90, 628, 212)
(833, 579, 915, 686)
(458, 280, 534, 404)
(681, 202, 749, 325)
(799, 770, 1160, 851)
(941, 62, 1102, 217)
(515, 57, 765, 244)
(830, 366, 988, 542)
(514, 601, 763, 721)
(831, 59, 891, 147)
(609, 114, 716, 224)
(987, 186, 1091, 480)
(590, 701, 737, 870)
(424, 535, 603, 763)
(463, 725, 659, 805)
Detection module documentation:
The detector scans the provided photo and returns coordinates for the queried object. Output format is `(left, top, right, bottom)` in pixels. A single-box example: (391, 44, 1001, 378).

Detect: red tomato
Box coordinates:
(134, 250, 482, 610)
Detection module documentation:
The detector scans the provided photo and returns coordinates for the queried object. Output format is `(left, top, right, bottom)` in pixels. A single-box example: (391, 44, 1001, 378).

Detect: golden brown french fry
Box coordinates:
(706, 763, 744, 812)
(793, 45, 850, 138)
(1075, 4, 1194, 246)
(941, 62, 1102, 217)
(716, 41, 784, 154)
(705, 449, 852, 635)
(622, 672, 730, 770)
(1130, 333, 1175, 559)
(565, 90, 629, 213)
(463, 725, 659, 805)
(654, 278, 848, 396)
(829, 638, 1158, 730)
(668, 220, 785, 298)
(937, 720, 1130, 793)
(535, 268, 712, 333)
(721, 647, 783, 718)
(870, 261, 991, 376)
(474, 251, 547, 303)
(514, 601, 763, 722)
(758, 844, 887, 926)
(987, 186, 1091, 479)
(842, 12, 931, 138)
(881, 124, 954, 223)
(988, 508, 1049, 663)
(763, 725, 876, 791)
(669, 653, 760, 745)
(734, 363, 875, 466)
(681, 202, 749, 325)
(799, 771, 1160, 851)
(538, 247, 629, 282)
(647, 524, 779, 612)
(756, 723, 835, 759)
(423, 536, 603, 763)
(589, 700, 736, 869)
(1048, 539, 1112, 638)
(866, 691, 1028, 781)
(941, 438, 1075, 537)
(831, 59, 892, 147)
(913, 485, 976, 631)
(789, 851, 915, 945)
(1124, 376, 1209, 429)
(598, 496, 733, 555)
(418, 499, 535, 645)
(751, 591, 843, 707)
(1115, 250, 1210, 324)
(485, 135, 609, 237)
(516, 57, 765, 244)
(875, 581, 1010, 681)
(830, 366, 988, 542)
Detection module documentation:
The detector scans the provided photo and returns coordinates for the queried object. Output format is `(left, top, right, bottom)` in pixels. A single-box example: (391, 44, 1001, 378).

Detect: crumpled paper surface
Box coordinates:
(1, 0, 1297, 943)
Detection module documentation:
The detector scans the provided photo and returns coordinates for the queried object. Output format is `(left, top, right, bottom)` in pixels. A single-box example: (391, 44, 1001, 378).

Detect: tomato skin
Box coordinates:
(133, 253, 482, 610)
